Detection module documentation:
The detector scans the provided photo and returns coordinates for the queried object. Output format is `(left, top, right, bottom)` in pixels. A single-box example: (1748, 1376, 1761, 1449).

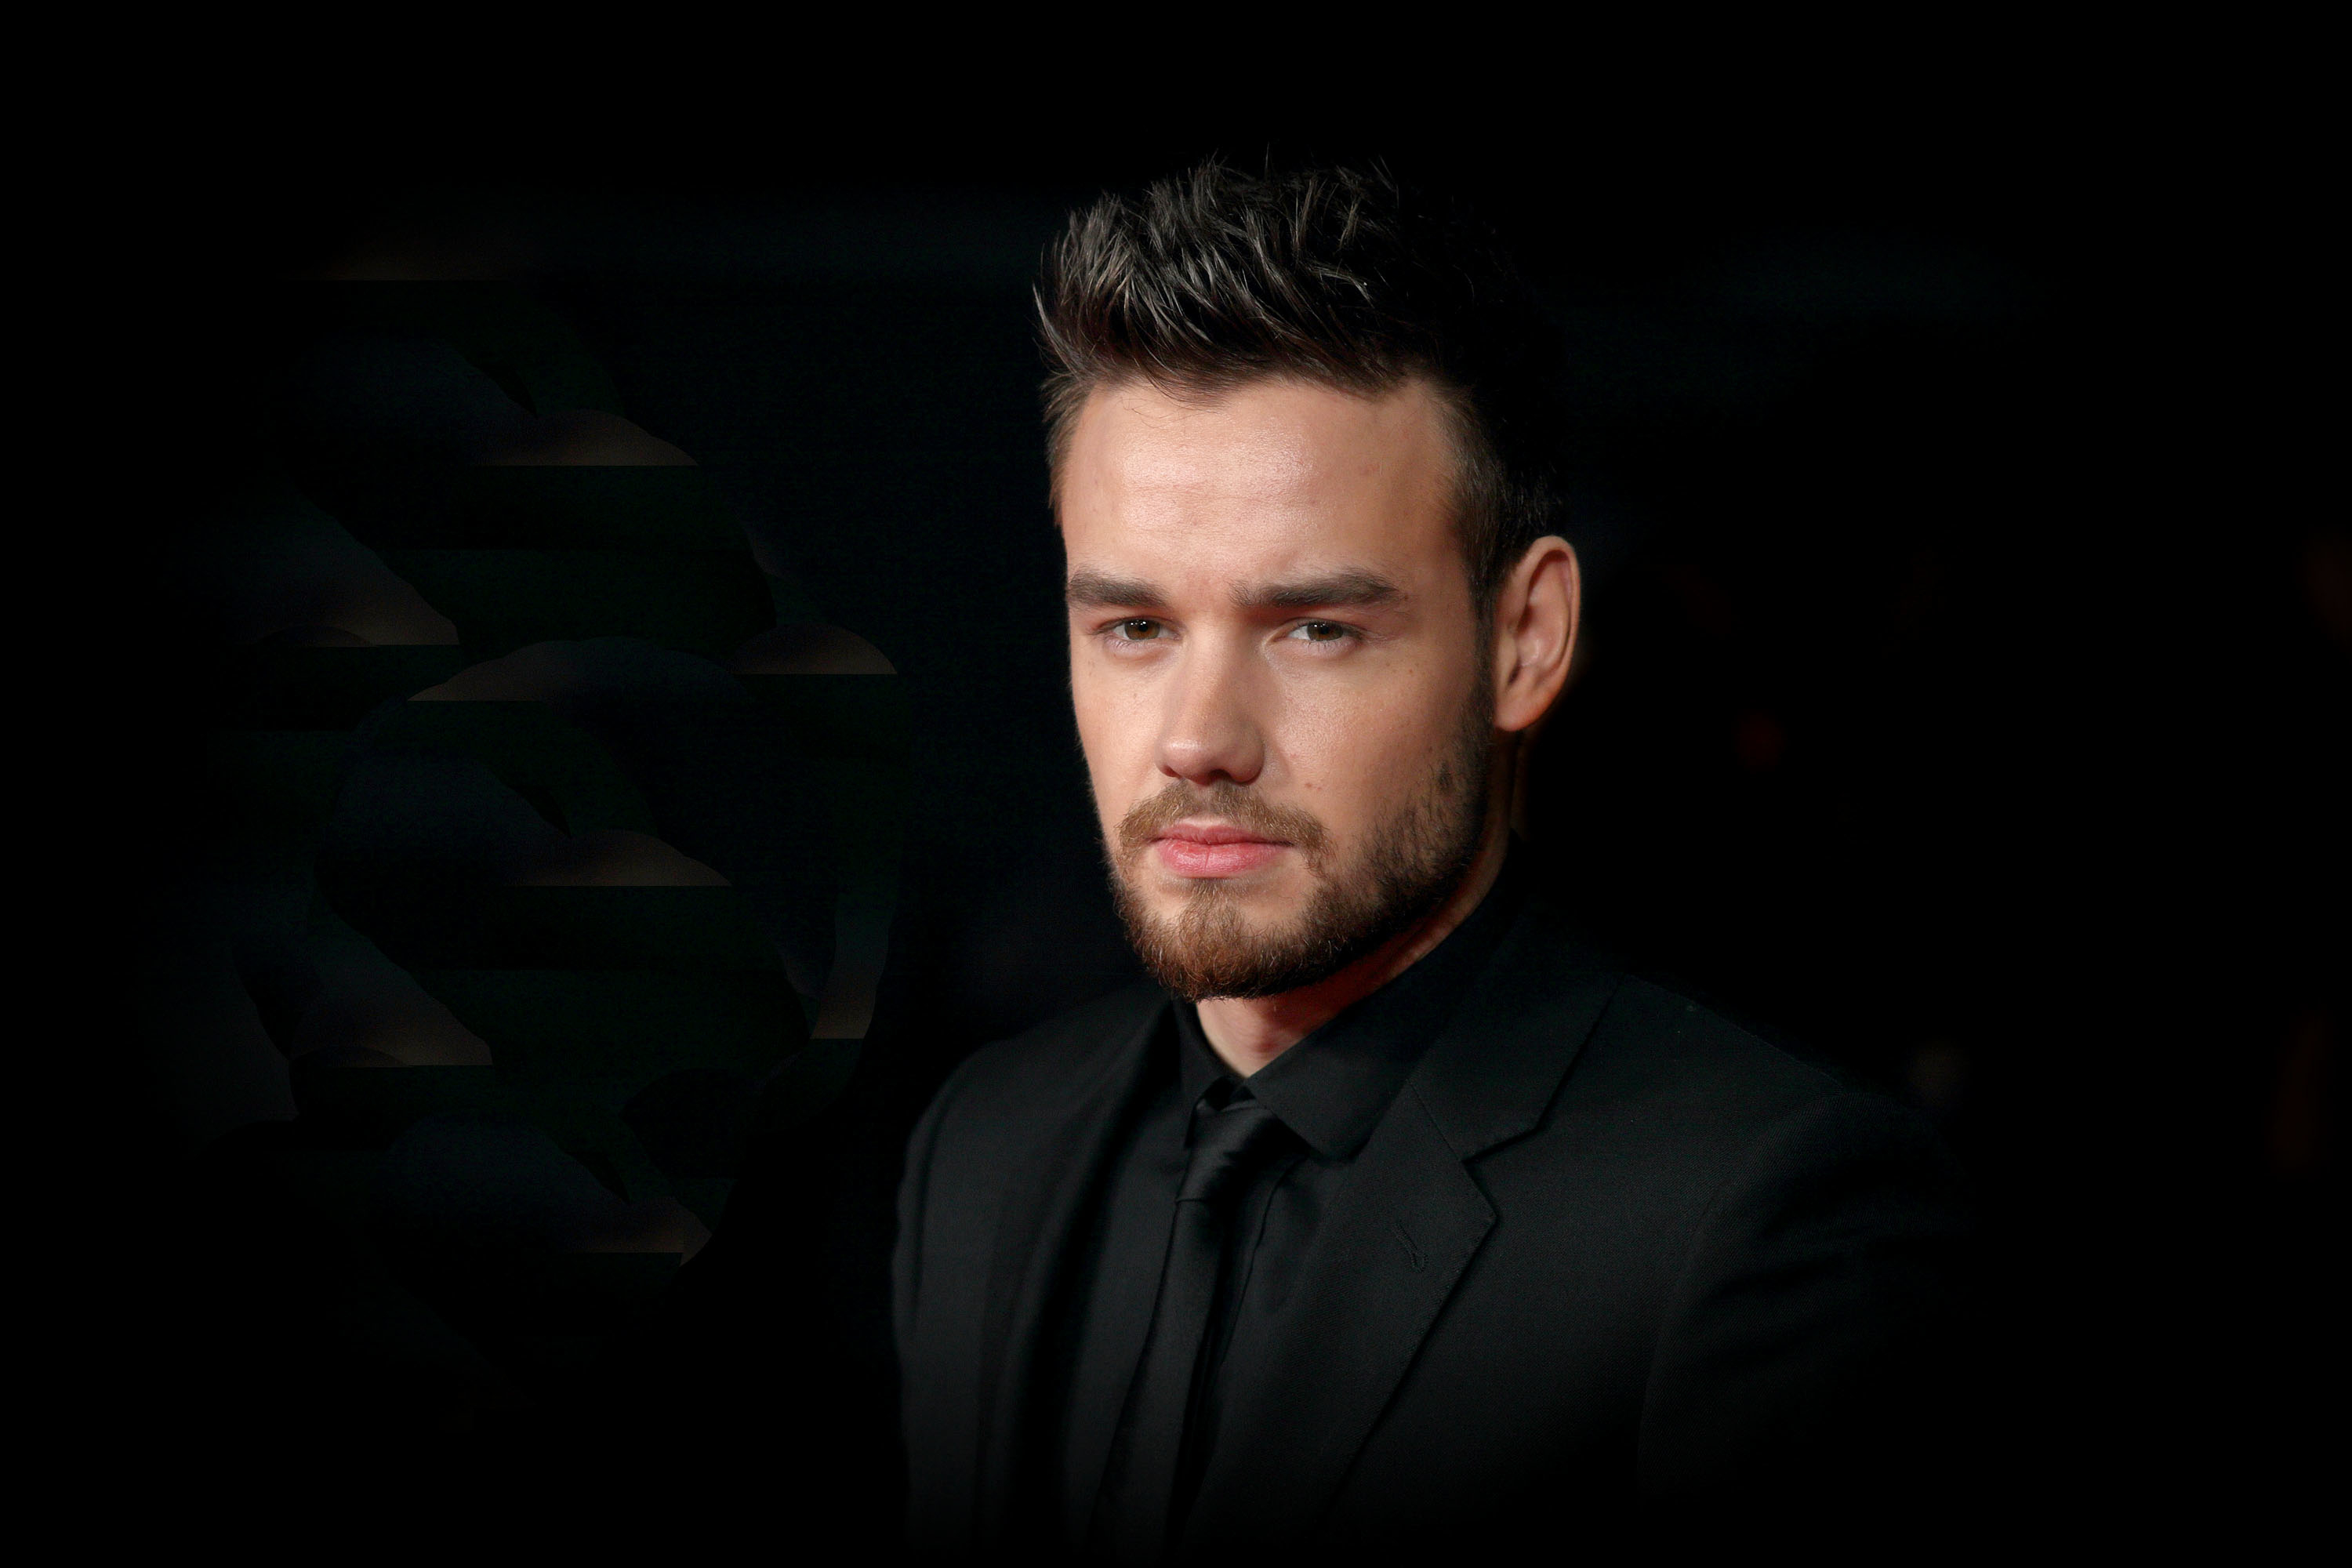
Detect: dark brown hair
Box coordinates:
(1037, 160, 1565, 598)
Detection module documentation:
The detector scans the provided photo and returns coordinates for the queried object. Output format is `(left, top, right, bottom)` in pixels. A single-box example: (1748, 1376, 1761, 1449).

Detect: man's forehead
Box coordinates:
(1059, 377, 1458, 582)
(1077, 396, 1325, 502)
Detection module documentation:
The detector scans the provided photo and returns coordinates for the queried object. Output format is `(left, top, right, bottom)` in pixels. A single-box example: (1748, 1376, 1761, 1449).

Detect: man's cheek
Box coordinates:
(1282, 710, 1390, 799)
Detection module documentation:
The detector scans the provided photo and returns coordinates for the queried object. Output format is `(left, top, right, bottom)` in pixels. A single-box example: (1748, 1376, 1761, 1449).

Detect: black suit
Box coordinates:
(895, 889, 1973, 1556)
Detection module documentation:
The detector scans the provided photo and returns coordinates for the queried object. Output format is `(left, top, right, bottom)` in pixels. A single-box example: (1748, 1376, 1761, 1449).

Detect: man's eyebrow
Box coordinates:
(1236, 570, 1406, 612)
(1065, 571, 1166, 609)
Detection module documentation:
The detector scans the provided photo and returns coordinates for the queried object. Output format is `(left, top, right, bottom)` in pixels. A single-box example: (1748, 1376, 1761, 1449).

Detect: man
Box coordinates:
(893, 163, 1971, 1559)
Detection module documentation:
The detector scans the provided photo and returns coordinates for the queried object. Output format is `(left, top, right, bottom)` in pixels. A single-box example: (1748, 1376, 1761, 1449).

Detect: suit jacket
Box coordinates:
(893, 894, 1973, 1556)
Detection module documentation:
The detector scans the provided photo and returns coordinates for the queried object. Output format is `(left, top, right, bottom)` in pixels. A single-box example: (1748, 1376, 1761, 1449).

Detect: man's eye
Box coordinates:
(1289, 621, 1350, 643)
(1112, 619, 1165, 641)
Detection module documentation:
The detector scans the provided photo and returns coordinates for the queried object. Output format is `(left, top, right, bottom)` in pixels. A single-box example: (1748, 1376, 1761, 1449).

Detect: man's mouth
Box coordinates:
(1151, 821, 1290, 879)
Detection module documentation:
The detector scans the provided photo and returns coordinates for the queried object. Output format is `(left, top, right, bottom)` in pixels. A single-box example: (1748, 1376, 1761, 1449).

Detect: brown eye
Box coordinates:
(1293, 621, 1348, 642)
(1116, 619, 1163, 640)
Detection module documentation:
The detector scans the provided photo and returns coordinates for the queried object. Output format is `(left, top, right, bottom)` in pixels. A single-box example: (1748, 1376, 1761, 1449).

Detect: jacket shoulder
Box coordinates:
(925, 979, 1167, 1130)
(894, 980, 1166, 1372)
(1501, 966, 1955, 1248)
(1575, 973, 1846, 1124)
(1468, 949, 1962, 1313)
(1573, 971, 1956, 1190)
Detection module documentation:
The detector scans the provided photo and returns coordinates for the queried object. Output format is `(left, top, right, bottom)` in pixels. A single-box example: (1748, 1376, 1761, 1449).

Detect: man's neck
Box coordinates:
(1194, 805, 1512, 1077)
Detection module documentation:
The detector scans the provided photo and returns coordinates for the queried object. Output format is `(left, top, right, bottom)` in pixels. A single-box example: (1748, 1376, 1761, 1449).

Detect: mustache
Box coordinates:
(1116, 779, 1330, 862)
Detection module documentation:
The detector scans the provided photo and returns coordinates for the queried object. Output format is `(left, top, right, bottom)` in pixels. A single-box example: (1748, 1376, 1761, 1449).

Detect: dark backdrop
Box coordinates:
(100, 102, 2339, 1538)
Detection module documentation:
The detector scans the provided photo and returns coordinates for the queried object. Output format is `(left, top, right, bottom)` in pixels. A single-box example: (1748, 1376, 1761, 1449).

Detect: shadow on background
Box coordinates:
(98, 112, 2341, 1544)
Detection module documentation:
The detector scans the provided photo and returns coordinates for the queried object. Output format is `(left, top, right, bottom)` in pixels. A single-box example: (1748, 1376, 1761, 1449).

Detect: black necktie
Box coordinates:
(1099, 1088, 1286, 1563)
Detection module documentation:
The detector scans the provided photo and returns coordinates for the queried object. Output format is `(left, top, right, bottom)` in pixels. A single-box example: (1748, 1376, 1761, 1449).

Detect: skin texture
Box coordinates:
(1062, 376, 1581, 1073)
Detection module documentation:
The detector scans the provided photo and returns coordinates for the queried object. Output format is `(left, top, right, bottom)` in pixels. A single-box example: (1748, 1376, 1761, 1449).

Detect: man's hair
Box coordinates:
(1037, 159, 1566, 600)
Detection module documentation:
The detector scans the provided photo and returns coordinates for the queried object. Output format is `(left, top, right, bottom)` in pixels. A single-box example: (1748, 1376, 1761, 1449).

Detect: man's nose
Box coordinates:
(1157, 639, 1265, 788)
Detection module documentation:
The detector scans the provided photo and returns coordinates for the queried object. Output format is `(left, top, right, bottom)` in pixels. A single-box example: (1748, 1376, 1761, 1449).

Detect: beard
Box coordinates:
(1105, 696, 1494, 1003)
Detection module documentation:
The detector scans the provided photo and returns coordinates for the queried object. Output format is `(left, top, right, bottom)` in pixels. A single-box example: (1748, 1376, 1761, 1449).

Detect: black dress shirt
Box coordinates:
(1047, 863, 1529, 1552)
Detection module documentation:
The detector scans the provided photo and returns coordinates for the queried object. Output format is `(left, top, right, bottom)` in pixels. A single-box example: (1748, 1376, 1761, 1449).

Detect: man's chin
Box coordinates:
(1113, 873, 1355, 1002)
(1129, 863, 1308, 920)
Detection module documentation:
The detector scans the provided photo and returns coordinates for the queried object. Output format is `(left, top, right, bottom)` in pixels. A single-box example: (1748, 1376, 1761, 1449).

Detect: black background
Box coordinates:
(94, 79, 2339, 1537)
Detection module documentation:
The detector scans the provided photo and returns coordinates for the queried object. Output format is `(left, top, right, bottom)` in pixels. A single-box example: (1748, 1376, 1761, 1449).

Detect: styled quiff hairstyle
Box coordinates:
(1037, 160, 1565, 600)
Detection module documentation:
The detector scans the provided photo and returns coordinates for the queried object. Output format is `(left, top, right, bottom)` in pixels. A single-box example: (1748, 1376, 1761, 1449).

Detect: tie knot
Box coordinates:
(1178, 1094, 1284, 1207)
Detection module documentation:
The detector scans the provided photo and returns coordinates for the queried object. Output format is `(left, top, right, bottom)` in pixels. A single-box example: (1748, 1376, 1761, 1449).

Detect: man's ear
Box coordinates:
(1492, 536, 1581, 735)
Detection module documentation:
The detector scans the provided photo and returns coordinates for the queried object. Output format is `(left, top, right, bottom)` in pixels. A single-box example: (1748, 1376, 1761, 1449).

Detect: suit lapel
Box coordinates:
(1181, 902, 1623, 1549)
(1180, 1083, 1495, 1551)
(971, 991, 1166, 1544)
(1058, 1178, 1175, 1545)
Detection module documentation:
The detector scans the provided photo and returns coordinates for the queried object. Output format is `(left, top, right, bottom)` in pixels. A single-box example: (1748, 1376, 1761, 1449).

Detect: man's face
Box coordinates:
(1061, 376, 1494, 1000)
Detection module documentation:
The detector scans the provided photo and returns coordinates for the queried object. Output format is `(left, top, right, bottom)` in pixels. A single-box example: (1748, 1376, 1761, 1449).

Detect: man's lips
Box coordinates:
(1151, 822, 1290, 878)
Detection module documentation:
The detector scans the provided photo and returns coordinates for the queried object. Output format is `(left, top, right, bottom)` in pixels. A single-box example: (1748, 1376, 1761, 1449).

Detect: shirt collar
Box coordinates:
(1171, 852, 1528, 1160)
